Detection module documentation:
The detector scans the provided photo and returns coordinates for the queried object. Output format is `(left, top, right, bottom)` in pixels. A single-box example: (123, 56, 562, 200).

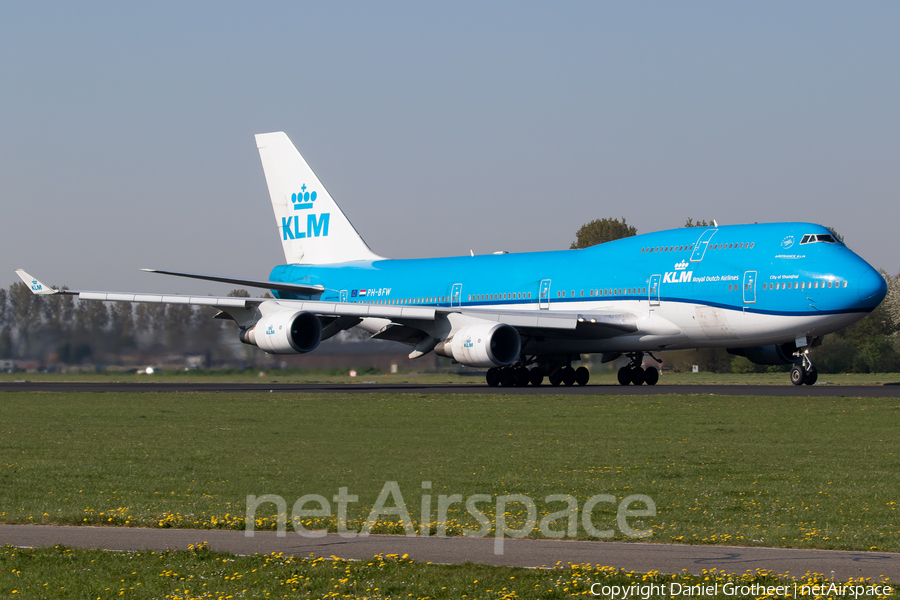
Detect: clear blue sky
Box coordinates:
(2, 2, 898, 294)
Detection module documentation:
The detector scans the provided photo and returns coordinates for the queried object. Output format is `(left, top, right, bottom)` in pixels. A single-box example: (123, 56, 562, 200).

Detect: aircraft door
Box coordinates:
(649, 275, 661, 306)
(690, 229, 718, 262)
(539, 279, 551, 309)
(451, 283, 463, 307)
(340, 290, 348, 303)
(743, 271, 757, 304)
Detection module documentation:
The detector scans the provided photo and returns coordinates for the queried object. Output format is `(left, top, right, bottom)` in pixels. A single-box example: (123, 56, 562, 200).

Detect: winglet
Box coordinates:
(14, 270, 58, 295)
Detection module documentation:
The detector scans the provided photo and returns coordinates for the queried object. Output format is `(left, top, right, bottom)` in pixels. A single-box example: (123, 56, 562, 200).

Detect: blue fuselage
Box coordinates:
(268, 222, 886, 352)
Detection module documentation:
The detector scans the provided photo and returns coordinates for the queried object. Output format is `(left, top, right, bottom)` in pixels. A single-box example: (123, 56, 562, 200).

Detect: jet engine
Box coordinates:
(727, 343, 800, 365)
(240, 310, 322, 354)
(434, 323, 521, 368)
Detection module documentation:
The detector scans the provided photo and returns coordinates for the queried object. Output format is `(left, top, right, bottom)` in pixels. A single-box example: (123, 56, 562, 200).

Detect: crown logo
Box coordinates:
(674, 260, 689, 270)
(291, 184, 317, 210)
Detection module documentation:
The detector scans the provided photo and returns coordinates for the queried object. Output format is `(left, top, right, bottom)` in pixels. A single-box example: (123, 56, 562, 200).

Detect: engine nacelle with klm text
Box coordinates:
(240, 310, 323, 354)
(434, 323, 521, 368)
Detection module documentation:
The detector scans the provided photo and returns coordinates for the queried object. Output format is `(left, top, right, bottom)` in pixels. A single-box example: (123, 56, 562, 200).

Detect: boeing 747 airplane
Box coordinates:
(16, 132, 887, 386)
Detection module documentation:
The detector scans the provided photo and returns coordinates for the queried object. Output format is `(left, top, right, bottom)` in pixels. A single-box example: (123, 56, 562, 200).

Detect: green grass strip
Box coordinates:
(0, 545, 894, 599)
(1, 392, 898, 551)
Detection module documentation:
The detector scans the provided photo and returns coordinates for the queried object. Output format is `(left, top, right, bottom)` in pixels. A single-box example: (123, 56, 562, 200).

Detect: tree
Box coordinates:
(684, 218, 715, 227)
(570, 218, 636, 249)
(108, 301, 137, 353)
(823, 225, 843, 242)
(8, 282, 42, 357)
(0, 288, 10, 359)
(884, 271, 900, 343)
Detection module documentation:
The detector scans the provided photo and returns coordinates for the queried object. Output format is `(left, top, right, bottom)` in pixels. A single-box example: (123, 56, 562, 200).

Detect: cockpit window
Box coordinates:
(800, 233, 840, 245)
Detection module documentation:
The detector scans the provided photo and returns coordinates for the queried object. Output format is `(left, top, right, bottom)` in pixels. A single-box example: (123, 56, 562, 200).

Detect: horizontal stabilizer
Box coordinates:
(141, 269, 325, 295)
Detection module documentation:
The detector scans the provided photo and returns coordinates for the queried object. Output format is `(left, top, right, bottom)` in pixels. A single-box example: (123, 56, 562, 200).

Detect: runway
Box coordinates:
(1, 525, 897, 579)
(2, 381, 900, 396)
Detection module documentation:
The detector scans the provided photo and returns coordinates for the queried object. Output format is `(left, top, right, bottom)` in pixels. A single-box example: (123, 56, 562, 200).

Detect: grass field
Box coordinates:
(1, 391, 898, 553)
(1, 545, 892, 600)
(2, 369, 900, 386)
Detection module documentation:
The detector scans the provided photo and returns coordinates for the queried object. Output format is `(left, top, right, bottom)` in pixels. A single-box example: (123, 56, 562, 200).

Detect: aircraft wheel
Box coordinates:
(574, 366, 590, 386)
(790, 364, 806, 386)
(562, 367, 576, 386)
(617, 366, 631, 386)
(486, 368, 500, 387)
(549, 369, 563, 386)
(630, 366, 645, 386)
(804, 366, 818, 386)
(514, 368, 530, 387)
(500, 369, 516, 387)
(643, 367, 659, 386)
(529, 367, 544, 386)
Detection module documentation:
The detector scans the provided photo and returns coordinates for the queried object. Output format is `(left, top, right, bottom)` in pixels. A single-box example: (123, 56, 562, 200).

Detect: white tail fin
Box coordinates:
(14, 269, 59, 295)
(255, 132, 384, 265)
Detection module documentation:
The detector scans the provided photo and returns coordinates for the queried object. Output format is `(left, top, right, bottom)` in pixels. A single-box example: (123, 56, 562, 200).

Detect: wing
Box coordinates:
(14, 269, 638, 356)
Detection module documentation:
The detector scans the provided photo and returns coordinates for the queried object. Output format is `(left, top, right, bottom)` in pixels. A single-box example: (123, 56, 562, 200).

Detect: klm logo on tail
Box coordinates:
(283, 184, 330, 240)
(292, 184, 317, 210)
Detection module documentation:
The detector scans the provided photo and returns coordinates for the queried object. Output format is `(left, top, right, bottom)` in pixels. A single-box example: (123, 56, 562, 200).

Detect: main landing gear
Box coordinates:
(790, 349, 818, 386)
(617, 352, 660, 386)
(486, 356, 589, 387)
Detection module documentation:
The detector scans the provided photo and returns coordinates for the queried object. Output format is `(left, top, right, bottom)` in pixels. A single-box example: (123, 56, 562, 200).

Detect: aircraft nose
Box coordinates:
(858, 268, 887, 303)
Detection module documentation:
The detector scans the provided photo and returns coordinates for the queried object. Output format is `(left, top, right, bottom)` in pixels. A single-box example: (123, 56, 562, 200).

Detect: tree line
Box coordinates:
(0, 283, 255, 368)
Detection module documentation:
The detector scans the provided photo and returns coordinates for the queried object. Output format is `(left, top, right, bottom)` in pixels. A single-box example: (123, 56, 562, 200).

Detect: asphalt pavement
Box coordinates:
(1, 525, 898, 579)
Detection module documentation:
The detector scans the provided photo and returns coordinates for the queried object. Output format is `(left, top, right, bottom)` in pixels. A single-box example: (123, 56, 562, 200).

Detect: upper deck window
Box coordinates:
(800, 233, 840, 245)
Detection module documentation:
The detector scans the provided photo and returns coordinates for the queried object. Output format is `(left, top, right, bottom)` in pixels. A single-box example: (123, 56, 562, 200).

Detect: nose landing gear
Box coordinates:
(790, 348, 818, 386)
